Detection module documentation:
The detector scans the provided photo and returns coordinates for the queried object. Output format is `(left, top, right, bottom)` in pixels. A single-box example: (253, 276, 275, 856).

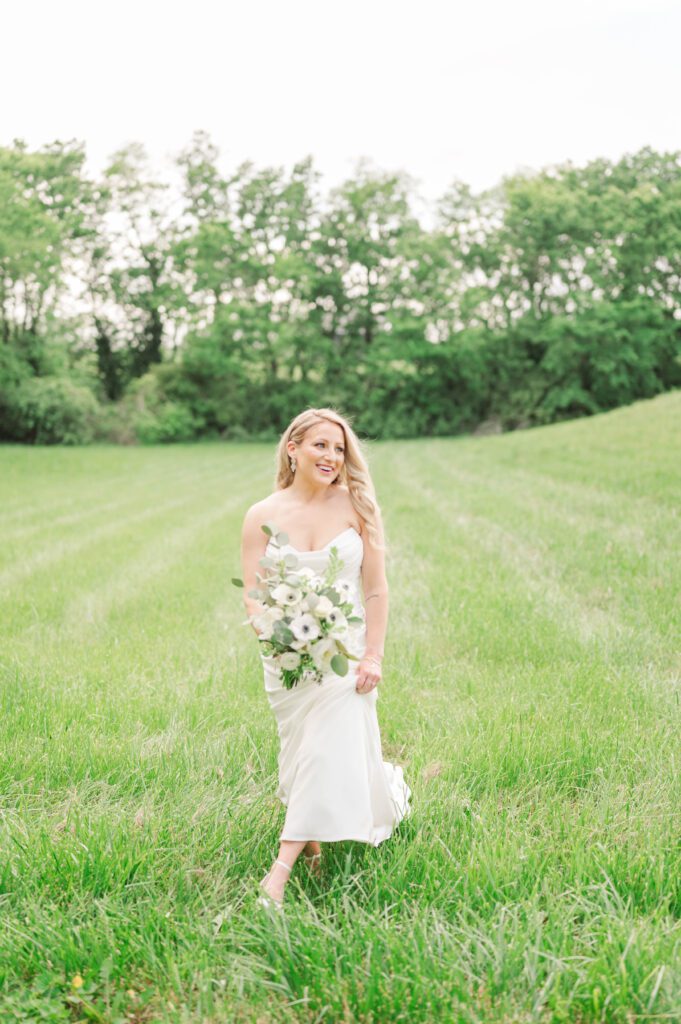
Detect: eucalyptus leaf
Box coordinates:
(277, 531, 289, 545)
(261, 522, 276, 537)
(331, 653, 348, 676)
(273, 623, 294, 644)
(259, 556, 276, 568)
(231, 577, 244, 587)
(284, 553, 300, 567)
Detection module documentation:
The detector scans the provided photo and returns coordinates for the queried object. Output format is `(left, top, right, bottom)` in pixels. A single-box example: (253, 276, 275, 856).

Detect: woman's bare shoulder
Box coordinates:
(335, 484, 364, 533)
(244, 491, 290, 522)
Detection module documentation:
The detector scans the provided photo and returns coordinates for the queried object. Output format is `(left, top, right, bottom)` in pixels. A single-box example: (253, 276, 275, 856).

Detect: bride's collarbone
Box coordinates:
(264, 495, 360, 549)
(273, 522, 360, 550)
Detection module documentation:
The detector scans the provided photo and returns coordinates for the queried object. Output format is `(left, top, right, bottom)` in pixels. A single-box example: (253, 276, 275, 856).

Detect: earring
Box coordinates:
(290, 458, 296, 473)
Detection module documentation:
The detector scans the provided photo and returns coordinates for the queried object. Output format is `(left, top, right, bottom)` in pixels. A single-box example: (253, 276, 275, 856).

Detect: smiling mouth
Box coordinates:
(317, 465, 334, 474)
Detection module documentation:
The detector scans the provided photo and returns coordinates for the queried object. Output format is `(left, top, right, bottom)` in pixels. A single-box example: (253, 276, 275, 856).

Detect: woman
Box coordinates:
(240, 407, 412, 910)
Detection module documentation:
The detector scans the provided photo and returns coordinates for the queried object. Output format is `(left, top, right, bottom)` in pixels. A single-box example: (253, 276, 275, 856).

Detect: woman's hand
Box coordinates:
(355, 654, 382, 694)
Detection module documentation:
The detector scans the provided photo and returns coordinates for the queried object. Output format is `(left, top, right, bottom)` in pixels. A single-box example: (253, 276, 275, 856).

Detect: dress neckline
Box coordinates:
(267, 525, 360, 554)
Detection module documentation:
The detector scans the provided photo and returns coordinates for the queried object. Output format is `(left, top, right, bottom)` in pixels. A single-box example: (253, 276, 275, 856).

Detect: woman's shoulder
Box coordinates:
(242, 494, 291, 545)
(245, 492, 287, 520)
(334, 484, 364, 533)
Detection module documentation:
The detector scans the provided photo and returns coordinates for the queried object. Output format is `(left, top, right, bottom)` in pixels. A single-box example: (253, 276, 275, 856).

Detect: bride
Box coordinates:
(239, 407, 412, 910)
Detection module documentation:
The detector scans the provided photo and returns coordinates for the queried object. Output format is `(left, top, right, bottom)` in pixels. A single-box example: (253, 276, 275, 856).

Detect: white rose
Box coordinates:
(253, 613, 275, 640)
(311, 595, 334, 618)
(280, 651, 301, 670)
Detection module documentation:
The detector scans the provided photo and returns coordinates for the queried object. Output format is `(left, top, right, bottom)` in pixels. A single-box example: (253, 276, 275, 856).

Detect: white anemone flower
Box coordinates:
(271, 583, 301, 606)
(290, 613, 321, 643)
(325, 608, 348, 632)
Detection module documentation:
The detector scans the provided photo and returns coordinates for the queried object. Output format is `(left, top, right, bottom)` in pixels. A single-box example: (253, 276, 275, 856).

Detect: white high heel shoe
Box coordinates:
(257, 859, 292, 911)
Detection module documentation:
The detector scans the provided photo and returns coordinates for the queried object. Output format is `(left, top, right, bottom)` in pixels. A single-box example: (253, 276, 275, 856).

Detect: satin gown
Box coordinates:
(262, 526, 412, 845)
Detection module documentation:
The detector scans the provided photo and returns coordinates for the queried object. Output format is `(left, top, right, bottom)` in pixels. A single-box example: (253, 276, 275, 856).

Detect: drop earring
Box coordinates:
(290, 457, 296, 473)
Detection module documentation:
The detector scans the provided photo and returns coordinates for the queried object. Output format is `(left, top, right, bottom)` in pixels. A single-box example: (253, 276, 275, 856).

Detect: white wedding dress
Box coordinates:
(262, 526, 412, 845)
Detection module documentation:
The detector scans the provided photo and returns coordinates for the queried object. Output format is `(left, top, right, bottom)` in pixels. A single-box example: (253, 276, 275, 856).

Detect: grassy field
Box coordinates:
(1, 392, 679, 1023)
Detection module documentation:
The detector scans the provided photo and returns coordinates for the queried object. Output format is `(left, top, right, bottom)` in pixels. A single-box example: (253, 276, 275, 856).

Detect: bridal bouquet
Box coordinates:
(231, 522, 364, 689)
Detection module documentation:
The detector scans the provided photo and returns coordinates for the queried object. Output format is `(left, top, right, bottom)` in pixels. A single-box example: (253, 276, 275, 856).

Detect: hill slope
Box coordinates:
(0, 392, 679, 1020)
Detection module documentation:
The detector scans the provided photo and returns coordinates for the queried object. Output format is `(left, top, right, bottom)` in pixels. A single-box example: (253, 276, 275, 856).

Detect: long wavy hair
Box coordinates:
(274, 407, 386, 553)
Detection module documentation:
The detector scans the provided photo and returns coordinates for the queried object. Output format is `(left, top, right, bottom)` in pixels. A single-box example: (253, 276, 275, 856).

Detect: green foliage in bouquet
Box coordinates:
(232, 522, 364, 688)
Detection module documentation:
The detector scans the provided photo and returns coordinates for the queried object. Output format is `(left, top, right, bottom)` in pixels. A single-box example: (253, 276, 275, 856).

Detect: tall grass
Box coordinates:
(1, 392, 679, 1022)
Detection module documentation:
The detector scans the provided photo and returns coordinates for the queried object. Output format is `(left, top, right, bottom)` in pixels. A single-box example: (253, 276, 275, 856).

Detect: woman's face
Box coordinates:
(289, 422, 346, 484)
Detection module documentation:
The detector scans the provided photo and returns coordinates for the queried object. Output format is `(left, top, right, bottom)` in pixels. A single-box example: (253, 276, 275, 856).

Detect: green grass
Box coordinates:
(1, 392, 679, 1023)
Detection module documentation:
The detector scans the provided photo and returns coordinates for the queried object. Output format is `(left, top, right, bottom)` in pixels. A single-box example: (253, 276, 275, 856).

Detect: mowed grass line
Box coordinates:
(406, 455, 676, 668)
(0, 447, 256, 567)
(0, 444, 220, 531)
(0, 466, 234, 591)
(1, 458, 260, 633)
(0, 393, 680, 1022)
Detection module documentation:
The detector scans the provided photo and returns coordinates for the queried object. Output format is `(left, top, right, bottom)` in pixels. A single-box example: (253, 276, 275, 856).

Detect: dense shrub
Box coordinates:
(1, 376, 100, 444)
(121, 369, 199, 444)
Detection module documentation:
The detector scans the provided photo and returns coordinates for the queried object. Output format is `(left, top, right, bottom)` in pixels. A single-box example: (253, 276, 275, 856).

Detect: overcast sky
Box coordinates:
(3, 0, 679, 223)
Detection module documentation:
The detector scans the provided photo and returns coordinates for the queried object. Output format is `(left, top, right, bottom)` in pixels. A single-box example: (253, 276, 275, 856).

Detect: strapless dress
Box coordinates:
(261, 526, 412, 845)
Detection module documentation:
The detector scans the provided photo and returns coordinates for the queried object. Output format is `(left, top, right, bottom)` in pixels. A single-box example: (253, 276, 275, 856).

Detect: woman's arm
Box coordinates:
(359, 510, 389, 660)
(240, 502, 268, 635)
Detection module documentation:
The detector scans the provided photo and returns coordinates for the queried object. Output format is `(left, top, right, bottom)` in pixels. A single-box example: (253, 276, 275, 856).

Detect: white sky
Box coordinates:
(2, 0, 680, 225)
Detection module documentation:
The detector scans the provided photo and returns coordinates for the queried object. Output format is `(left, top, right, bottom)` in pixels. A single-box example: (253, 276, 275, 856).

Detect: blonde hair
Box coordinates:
(274, 407, 386, 553)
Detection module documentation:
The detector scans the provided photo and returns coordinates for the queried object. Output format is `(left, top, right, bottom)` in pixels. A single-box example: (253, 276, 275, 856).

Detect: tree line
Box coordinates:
(0, 133, 679, 443)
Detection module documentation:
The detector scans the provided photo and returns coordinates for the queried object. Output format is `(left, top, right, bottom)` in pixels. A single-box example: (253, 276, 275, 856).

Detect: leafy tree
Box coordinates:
(88, 143, 188, 393)
(1, 135, 679, 443)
